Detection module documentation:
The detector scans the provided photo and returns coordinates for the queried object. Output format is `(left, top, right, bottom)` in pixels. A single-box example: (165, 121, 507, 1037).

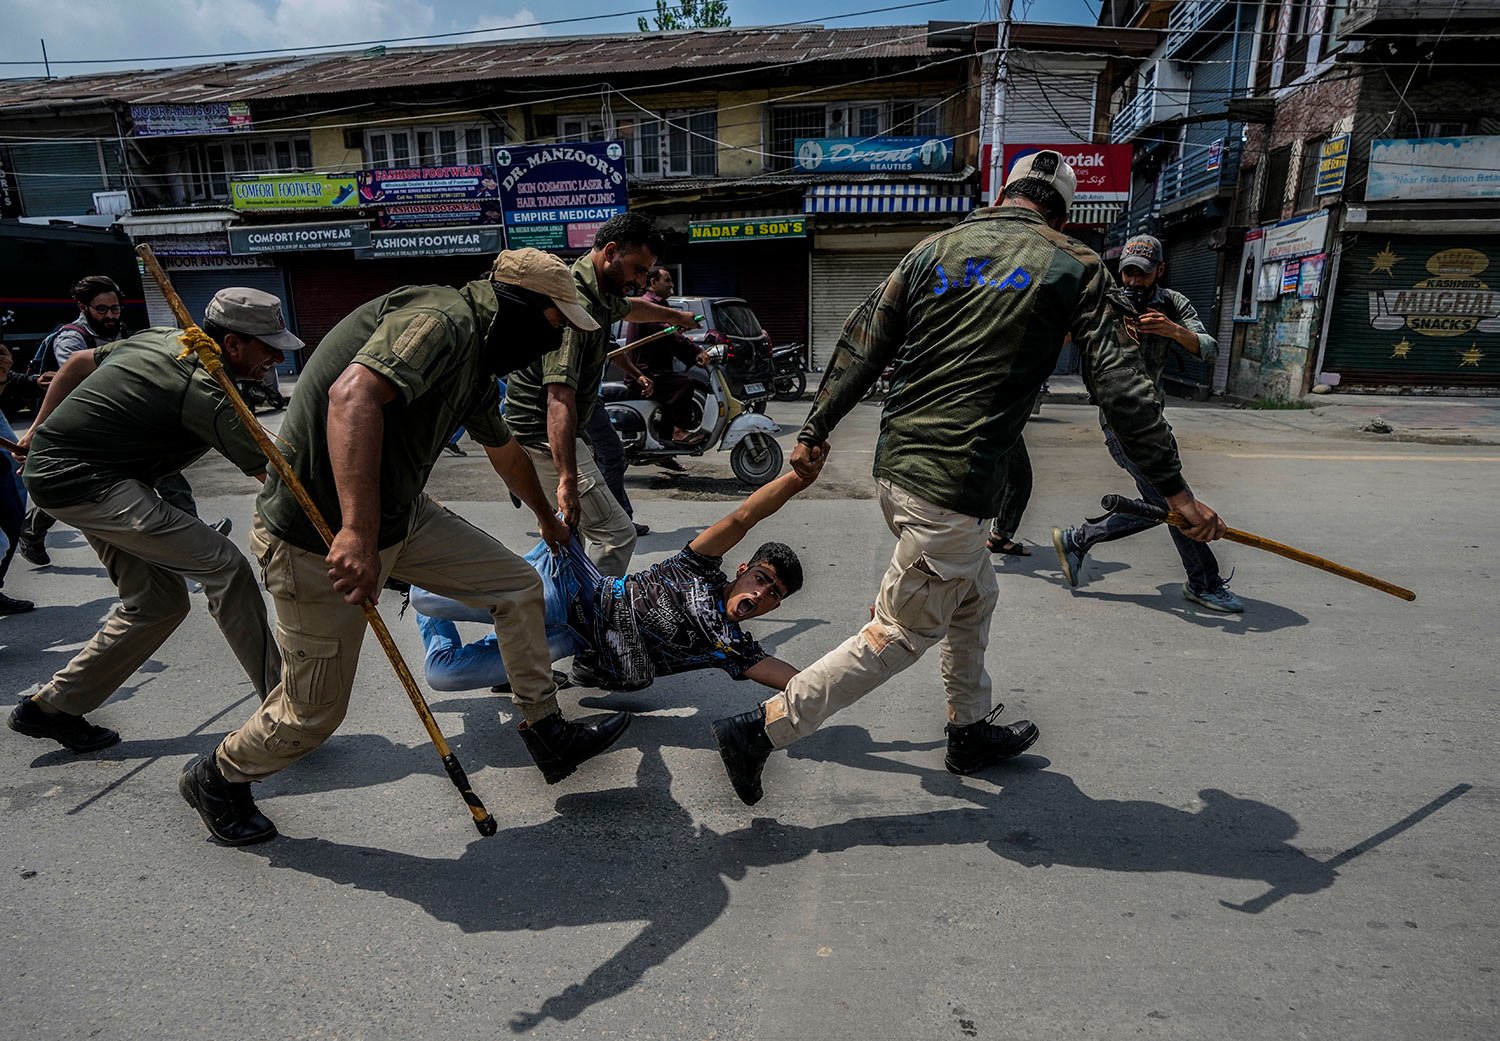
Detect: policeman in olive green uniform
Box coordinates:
(710, 151, 1229, 806)
(8, 289, 295, 754)
(504, 212, 698, 576)
(184, 250, 630, 846)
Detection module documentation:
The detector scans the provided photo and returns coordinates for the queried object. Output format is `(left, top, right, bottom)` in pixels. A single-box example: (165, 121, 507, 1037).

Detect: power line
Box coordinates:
(0, 17, 986, 146)
(0, 0, 955, 69)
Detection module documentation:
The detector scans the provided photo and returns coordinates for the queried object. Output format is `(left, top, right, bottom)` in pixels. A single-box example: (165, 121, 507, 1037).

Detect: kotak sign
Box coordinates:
(1002, 144, 1132, 203)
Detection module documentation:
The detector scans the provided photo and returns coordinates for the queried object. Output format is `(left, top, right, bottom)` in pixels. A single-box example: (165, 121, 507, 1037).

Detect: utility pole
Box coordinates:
(40, 39, 52, 79)
(987, 0, 1014, 204)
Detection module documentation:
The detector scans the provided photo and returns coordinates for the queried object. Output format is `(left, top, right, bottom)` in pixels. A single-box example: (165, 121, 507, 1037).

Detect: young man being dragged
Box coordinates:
(411, 450, 828, 697)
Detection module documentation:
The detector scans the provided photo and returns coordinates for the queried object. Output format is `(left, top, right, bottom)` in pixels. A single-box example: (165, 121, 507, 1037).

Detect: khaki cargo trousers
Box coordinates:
(216, 495, 559, 783)
(522, 439, 637, 577)
(762, 479, 997, 747)
(35, 480, 280, 715)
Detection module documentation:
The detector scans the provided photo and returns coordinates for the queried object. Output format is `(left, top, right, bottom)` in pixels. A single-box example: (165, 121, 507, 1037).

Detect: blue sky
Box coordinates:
(2, 1, 1100, 73)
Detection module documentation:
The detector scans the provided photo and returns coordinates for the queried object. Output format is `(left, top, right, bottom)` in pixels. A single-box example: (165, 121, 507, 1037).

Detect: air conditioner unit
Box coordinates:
(92, 190, 130, 216)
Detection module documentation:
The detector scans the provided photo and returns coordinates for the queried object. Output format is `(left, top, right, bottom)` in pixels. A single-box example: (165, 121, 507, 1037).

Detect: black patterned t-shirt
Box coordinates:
(578, 546, 767, 689)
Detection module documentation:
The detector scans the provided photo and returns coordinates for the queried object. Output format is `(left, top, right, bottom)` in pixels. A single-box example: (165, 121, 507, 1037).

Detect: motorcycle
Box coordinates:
(771, 341, 810, 401)
(602, 349, 784, 486)
(237, 367, 287, 413)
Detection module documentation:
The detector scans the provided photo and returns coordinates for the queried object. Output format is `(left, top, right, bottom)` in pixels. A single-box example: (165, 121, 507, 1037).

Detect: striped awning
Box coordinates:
(804, 183, 975, 215)
(1066, 201, 1125, 227)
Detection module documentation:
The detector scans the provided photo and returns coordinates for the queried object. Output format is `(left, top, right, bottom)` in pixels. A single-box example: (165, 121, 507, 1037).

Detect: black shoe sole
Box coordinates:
(7, 708, 120, 752)
(535, 713, 633, 786)
(944, 724, 1040, 776)
(178, 769, 278, 846)
(710, 719, 766, 806)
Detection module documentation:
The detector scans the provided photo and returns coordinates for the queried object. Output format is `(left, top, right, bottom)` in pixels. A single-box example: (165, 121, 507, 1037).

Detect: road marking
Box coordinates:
(1227, 452, 1500, 462)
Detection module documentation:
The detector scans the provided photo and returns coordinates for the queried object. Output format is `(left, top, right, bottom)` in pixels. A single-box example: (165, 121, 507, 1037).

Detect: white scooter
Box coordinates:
(602, 348, 784, 485)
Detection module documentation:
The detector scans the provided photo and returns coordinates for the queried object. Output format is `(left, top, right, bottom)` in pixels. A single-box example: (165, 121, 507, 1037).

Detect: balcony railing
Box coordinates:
(1342, 0, 1500, 34)
(1166, 0, 1231, 57)
(1158, 138, 1242, 210)
(1110, 85, 1188, 143)
(1104, 206, 1163, 251)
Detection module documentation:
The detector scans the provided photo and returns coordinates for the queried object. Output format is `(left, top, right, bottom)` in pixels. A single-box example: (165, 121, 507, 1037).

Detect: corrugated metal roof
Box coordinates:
(0, 26, 960, 110)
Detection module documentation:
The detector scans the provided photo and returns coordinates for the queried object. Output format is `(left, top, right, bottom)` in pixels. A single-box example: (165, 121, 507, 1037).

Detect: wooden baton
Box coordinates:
(604, 315, 704, 361)
(136, 245, 498, 837)
(1099, 494, 1416, 602)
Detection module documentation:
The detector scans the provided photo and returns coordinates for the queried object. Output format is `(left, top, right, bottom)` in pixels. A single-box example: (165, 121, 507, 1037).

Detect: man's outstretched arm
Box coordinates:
(744, 656, 798, 691)
(689, 448, 827, 559)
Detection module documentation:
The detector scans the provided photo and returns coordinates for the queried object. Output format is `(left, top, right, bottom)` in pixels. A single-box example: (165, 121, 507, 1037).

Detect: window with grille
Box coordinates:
(184, 135, 311, 201)
(609, 110, 717, 177)
(1259, 144, 1293, 224)
(767, 100, 945, 170)
(1294, 136, 1325, 213)
(769, 105, 827, 170)
(365, 124, 504, 167)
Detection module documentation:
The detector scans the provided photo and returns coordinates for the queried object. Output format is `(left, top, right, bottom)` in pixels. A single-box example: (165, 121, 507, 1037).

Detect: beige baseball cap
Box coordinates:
(1004, 149, 1077, 211)
(203, 287, 304, 351)
(490, 248, 600, 332)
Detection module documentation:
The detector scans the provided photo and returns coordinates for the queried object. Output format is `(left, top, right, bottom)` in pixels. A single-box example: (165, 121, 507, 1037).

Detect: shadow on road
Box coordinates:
(1080, 582, 1309, 632)
(244, 726, 1347, 1034)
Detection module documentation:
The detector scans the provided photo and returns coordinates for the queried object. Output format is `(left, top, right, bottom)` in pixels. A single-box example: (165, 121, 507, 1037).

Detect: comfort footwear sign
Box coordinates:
(229, 222, 371, 254)
(688, 216, 807, 243)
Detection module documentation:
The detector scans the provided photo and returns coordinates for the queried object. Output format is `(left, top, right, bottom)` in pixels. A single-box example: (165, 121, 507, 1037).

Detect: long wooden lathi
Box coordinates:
(136, 245, 498, 836)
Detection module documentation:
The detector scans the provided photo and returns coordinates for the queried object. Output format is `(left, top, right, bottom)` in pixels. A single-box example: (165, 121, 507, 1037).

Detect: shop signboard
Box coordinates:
(231, 174, 359, 211)
(130, 102, 252, 137)
(228, 222, 371, 254)
(1315, 134, 1350, 196)
(1367, 135, 1500, 201)
(1002, 143, 1132, 203)
(688, 216, 808, 243)
(1205, 139, 1223, 174)
(1297, 254, 1328, 298)
(795, 137, 955, 174)
(367, 227, 503, 259)
(1324, 234, 1500, 382)
(358, 165, 504, 227)
(1261, 210, 1330, 263)
(1232, 228, 1265, 323)
(494, 143, 628, 251)
(0, 144, 20, 218)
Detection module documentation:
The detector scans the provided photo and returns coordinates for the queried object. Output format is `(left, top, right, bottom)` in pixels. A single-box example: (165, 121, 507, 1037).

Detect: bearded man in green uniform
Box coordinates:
(9, 288, 295, 754)
(711, 151, 1230, 805)
(182, 250, 631, 846)
(503, 212, 698, 576)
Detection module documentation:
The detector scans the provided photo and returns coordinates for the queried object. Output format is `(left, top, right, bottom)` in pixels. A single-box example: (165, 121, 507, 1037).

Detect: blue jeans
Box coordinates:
(0, 412, 26, 587)
(413, 536, 595, 691)
(1076, 424, 1222, 592)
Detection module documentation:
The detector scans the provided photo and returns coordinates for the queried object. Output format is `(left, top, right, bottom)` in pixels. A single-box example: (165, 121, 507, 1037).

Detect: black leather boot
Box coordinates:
(710, 707, 774, 806)
(519, 711, 631, 785)
(944, 707, 1039, 775)
(179, 754, 278, 846)
(8, 695, 118, 752)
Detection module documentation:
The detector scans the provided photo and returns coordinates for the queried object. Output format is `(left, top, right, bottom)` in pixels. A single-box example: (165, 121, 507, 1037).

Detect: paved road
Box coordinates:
(2, 397, 1495, 1041)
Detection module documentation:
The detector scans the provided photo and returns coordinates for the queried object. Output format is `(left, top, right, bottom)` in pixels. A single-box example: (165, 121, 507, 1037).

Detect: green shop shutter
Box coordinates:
(1323, 233, 1500, 389)
(8, 141, 113, 217)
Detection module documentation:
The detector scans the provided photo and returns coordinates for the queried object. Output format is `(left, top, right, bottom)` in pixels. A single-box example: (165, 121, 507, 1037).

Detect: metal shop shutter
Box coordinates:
(1323, 233, 1500, 389)
(684, 241, 809, 350)
(1004, 70, 1097, 142)
(1160, 232, 1220, 392)
(159, 266, 298, 373)
(286, 254, 489, 355)
(9, 141, 110, 217)
(809, 251, 904, 370)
